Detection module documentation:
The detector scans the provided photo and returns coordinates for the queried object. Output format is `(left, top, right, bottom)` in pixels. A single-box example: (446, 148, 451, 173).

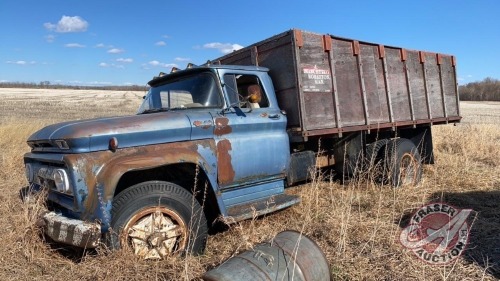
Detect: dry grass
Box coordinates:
(0, 88, 498, 280)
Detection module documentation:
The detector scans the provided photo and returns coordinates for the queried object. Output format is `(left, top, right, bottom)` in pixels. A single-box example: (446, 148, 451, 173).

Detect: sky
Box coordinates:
(1, 0, 499, 86)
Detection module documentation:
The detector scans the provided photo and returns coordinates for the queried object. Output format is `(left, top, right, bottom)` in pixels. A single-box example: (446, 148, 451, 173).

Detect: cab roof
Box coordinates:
(148, 64, 269, 86)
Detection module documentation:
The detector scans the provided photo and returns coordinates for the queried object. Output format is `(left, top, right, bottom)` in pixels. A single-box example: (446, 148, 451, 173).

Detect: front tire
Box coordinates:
(109, 181, 207, 259)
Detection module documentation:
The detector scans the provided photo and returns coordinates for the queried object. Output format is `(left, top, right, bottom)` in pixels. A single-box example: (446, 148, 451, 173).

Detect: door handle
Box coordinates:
(268, 114, 280, 120)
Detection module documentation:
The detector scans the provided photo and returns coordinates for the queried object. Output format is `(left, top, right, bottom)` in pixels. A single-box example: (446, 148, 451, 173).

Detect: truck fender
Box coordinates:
(69, 140, 222, 228)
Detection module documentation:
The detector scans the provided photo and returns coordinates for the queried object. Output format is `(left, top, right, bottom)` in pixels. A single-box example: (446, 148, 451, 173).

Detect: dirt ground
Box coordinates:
(460, 101, 500, 124)
(0, 88, 498, 280)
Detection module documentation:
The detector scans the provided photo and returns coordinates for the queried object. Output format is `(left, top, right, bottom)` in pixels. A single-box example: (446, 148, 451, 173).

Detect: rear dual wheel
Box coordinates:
(367, 138, 422, 187)
(383, 138, 422, 187)
(109, 181, 208, 259)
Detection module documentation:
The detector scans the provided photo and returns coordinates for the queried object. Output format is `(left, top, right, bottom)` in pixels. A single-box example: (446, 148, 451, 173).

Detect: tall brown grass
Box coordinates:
(0, 89, 498, 280)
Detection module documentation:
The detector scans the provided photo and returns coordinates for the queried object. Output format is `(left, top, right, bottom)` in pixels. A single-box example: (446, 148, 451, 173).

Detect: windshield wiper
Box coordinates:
(141, 108, 170, 114)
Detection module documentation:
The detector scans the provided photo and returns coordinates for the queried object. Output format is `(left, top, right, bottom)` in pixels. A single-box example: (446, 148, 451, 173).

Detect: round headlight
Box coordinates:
(52, 169, 70, 193)
(25, 163, 34, 182)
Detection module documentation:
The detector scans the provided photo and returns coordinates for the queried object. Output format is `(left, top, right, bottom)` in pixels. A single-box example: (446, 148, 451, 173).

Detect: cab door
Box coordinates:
(214, 71, 289, 189)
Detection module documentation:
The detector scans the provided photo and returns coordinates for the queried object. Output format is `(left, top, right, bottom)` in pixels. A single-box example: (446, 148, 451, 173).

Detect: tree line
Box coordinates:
(0, 81, 148, 91)
(2, 78, 499, 101)
(459, 77, 500, 101)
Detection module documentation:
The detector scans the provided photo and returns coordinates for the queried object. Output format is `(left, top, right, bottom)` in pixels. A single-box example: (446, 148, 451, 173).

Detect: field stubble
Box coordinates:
(0, 88, 498, 280)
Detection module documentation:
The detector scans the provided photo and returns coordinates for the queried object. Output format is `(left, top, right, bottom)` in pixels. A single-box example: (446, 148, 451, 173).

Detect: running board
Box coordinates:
(225, 194, 300, 223)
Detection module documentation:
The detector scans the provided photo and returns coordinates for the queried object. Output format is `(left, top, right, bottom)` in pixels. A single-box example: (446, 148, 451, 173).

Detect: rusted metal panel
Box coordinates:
(406, 50, 429, 120)
(323, 35, 332, 51)
(354, 45, 370, 125)
(211, 29, 461, 140)
(50, 139, 220, 229)
(356, 44, 370, 127)
(294, 29, 303, 48)
(216, 139, 235, 186)
(403, 57, 416, 123)
(381, 48, 395, 125)
(352, 40, 361, 55)
(214, 117, 232, 136)
(250, 46, 258, 66)
(361, 44, 390, 124)
(386, 47, 411, 122)
(452, 56, 460, 117)
(333, 38, 365, 127)
(424, 52, 445, 118)
(299, 32, 336, 130)
(325, 40, 341, 132)
(440, 55, 460, 117)
(214, 117, 234, 186)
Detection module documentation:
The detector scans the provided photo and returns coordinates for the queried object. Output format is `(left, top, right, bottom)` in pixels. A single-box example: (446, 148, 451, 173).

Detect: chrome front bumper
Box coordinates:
(39, 211, 101, 248)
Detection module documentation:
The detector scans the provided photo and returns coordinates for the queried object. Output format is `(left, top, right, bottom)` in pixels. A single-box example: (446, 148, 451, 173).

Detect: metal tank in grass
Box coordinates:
(203, 230, 331, 281)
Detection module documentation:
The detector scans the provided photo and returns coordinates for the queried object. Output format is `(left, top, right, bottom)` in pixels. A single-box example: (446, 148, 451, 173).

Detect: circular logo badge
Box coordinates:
(400, 203, 472, 265)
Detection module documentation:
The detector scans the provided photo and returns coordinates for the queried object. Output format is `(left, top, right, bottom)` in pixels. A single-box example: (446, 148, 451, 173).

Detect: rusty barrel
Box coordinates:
(202, 230, 330, 281)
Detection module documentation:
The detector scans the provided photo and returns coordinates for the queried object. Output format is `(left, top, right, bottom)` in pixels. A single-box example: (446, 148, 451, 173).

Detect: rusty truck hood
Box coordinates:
(27, 112, 192, 153)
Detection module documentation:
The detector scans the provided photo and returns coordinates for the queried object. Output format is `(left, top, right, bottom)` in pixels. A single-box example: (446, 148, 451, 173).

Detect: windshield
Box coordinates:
(137, 72, 222, 114)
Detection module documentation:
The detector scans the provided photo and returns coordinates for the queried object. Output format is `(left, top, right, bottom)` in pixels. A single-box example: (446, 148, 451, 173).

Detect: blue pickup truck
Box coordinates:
(22, 29, 461, 259)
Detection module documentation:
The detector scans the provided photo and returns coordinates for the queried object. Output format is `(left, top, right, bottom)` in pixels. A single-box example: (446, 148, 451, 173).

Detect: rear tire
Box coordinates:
(109, 181, 207, 259)
(382, 138, 422, 187)
(365, 139, 389, 181)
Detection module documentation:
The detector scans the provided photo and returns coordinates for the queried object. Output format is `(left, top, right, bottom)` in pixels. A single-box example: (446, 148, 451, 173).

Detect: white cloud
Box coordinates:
(95, 43, 114, 48)
(45, 34, 56, 43)
(0, 80, 9, 83)
(116, 58, 133, 63)
(44, 23, 56, 30)
(108, 48, 124, 54)
(65, 43, 85, 48)
(100, 62, 125, 69)
(162, 35, 170, 39)
(203, 42, 243, 54)
(6, 60, 36, 65)
(44, 16, 89, 33)
(175, 57, 191, 62)
(8, 60, 26, 65)
(155, 41, 166, 46)
(147, 60, 177, 68)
